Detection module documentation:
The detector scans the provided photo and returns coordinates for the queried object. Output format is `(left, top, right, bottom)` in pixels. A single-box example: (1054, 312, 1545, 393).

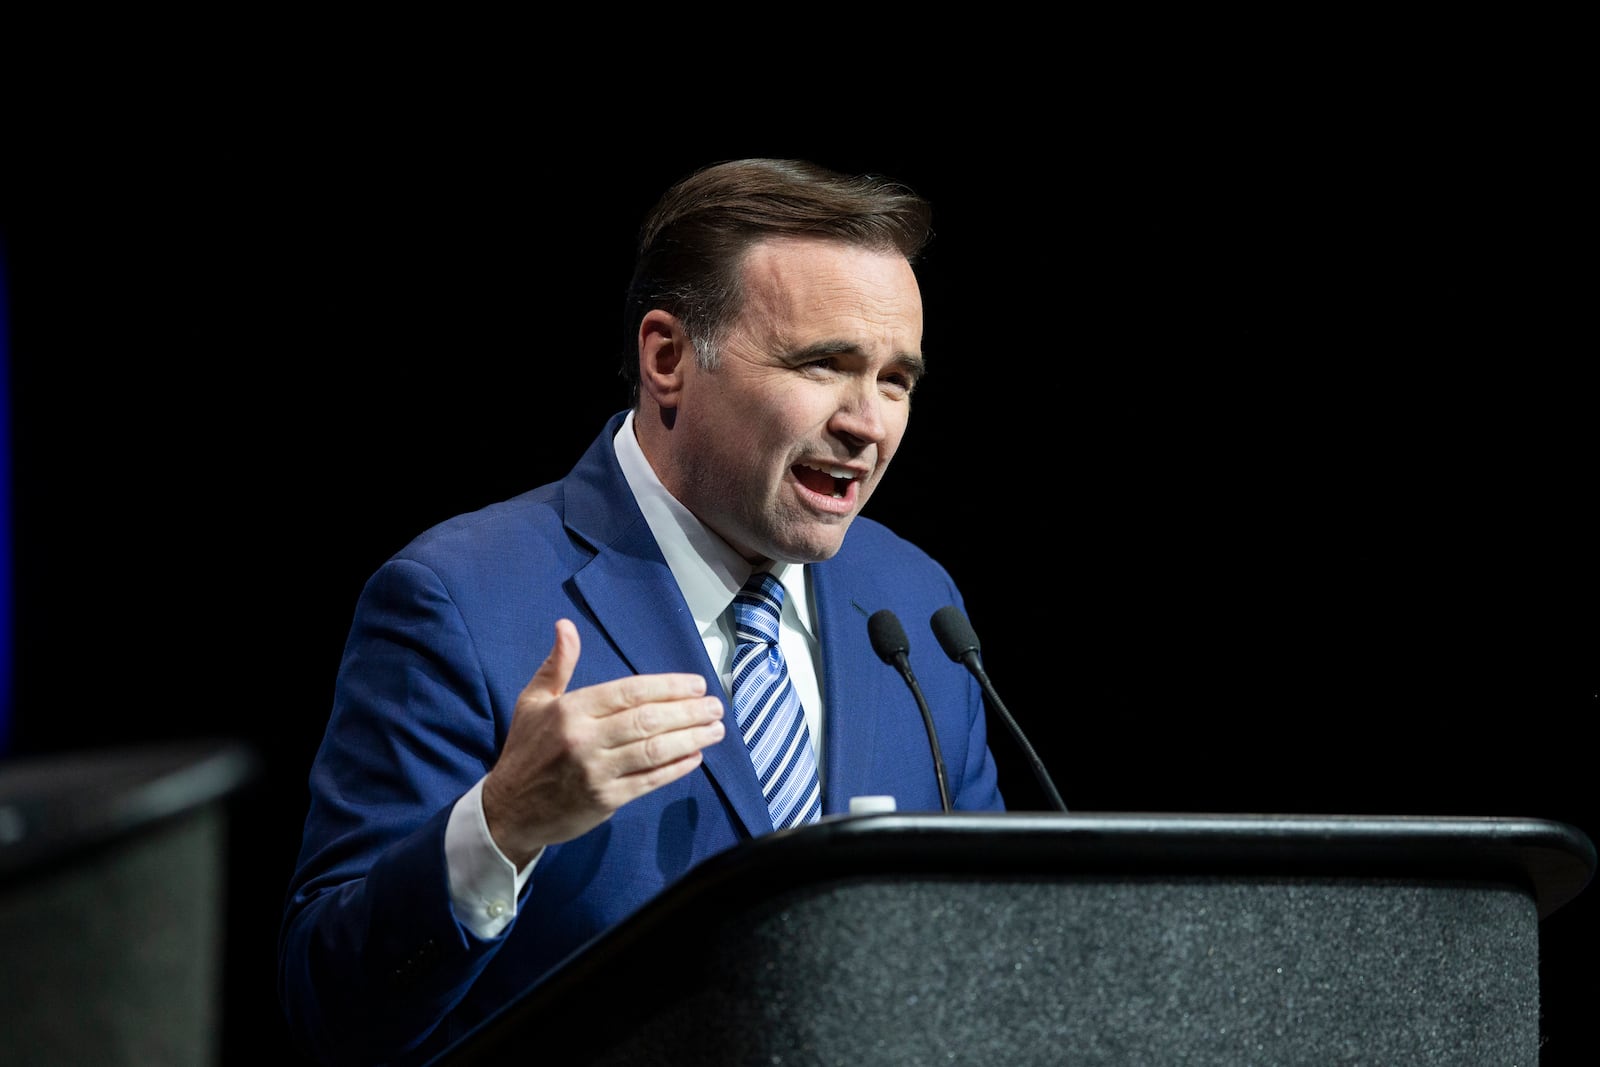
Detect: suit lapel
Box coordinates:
(810, 562, 895, 814)
(564, 417, 772, 838)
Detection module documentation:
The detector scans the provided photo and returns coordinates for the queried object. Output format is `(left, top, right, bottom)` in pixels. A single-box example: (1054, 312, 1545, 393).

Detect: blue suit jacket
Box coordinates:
(279, 412, 1005, 1065)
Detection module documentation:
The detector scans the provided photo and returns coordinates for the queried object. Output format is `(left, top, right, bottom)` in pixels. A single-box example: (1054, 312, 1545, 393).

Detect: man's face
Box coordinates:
(668, 236, 925, 565)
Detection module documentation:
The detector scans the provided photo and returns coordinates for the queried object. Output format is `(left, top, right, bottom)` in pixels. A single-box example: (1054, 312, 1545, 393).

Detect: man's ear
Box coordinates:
(638, 309, 690, 410)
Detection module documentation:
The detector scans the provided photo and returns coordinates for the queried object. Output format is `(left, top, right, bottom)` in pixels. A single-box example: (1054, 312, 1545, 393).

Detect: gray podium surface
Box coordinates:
(0, 740, 261, 1067)
(436, 811, 1595, 1067)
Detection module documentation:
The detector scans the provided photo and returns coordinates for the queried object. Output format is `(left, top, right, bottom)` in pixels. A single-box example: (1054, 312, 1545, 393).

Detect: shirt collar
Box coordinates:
(613, 411, 814, 638)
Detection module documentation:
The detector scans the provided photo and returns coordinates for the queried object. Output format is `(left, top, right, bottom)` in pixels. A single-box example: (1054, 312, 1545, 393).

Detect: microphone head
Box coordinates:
(867, 609, 911, 664)
(930, 605, 981, 663)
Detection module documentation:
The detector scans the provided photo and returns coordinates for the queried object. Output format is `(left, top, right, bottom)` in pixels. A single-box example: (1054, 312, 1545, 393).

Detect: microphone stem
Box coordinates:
(899, 659, 952, 811)
(966, 655, 1068, 812)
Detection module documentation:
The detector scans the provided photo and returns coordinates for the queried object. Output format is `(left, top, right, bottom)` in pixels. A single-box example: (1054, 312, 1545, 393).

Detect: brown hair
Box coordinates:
(620, 158, 934, 405)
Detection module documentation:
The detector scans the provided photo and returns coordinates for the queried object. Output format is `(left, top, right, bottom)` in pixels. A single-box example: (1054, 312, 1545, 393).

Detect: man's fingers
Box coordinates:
(597, 671, 710, 716)
(612, 729, 726, 792)
(609, 693, 725, 745)
(611, 709, 726, 775)
(620, 748, 713, 796)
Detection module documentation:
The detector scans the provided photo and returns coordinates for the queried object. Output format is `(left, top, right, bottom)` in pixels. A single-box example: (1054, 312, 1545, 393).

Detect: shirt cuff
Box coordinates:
(445, 777, 541, 940)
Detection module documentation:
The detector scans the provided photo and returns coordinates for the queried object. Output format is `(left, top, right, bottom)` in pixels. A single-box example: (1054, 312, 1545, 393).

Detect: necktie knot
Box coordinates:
(732, 572, 784, 646)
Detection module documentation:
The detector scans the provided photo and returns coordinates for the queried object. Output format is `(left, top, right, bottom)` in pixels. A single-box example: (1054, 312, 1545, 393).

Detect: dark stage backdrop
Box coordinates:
(4, 88, 1594, 1064)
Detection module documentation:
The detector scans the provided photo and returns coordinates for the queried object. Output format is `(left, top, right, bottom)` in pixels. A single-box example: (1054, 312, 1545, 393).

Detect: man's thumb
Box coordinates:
(524, 618, 580, 699)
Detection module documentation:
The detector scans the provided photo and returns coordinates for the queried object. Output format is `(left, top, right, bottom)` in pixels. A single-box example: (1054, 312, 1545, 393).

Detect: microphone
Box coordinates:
(868, 609, 952, 812)
(930, 605, 1068, 812)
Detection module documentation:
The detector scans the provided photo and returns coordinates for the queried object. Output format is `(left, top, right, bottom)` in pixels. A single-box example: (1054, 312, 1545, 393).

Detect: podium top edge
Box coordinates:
(750, 810, 1598, 920)
(816, 809, 1595, 841)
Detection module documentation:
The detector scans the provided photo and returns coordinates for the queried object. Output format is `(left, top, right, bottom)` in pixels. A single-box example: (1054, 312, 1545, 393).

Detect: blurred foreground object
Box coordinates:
(0, 740, 260, 1066)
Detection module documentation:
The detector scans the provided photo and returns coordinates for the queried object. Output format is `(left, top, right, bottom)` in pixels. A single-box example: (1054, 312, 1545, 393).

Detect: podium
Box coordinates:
(432, 811, 1595, 1066)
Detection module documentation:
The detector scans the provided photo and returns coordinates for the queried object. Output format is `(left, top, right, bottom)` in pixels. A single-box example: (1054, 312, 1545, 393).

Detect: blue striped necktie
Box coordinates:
(730, 572, 822, 830)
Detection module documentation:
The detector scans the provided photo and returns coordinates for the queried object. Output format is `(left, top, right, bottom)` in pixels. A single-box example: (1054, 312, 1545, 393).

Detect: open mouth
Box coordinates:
(794, 461, 857, 500)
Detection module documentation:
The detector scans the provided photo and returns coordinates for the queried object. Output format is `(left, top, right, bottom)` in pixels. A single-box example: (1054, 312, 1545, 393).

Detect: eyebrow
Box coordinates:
(790, 340, 927, 381)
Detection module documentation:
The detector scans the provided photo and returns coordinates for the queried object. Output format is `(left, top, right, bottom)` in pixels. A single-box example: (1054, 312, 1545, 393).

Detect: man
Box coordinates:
(278, 158, 1006, 1065)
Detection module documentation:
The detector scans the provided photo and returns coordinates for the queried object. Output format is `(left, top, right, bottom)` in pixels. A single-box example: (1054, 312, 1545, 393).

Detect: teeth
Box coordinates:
(803, 462, 856, 480)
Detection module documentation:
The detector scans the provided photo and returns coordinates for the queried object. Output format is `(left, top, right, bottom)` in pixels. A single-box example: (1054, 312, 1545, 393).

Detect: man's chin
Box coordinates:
(768, 524, 852, 565)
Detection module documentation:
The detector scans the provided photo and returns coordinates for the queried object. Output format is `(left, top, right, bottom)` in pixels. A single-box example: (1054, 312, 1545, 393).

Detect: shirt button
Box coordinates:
(486, 900, 507, 919)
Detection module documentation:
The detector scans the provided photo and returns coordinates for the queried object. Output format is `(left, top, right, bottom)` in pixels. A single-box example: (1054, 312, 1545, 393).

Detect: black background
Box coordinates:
(4, 49, 1594, 1065)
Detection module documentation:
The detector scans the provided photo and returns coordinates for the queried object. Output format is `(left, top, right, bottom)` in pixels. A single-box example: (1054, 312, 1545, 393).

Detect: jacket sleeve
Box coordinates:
(277, 558, 514, 1065)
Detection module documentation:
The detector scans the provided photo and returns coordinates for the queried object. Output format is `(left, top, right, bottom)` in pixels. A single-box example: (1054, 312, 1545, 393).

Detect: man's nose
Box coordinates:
(830, 381, 891, 444)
